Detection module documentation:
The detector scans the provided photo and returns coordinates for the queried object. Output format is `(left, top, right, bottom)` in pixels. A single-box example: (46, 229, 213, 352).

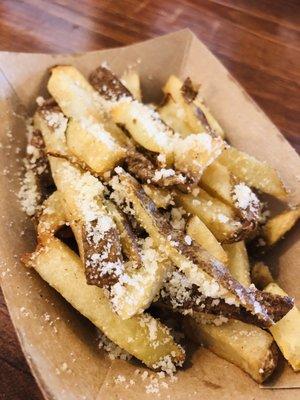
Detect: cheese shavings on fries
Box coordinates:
(18, 64, 298, 383)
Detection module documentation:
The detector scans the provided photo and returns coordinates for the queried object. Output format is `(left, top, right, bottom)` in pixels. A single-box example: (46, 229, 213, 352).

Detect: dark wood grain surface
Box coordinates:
(0, 1, 299, 399)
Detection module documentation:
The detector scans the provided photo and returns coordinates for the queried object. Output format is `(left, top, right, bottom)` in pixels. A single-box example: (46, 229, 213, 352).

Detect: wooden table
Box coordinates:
(0, 1, 299, 399)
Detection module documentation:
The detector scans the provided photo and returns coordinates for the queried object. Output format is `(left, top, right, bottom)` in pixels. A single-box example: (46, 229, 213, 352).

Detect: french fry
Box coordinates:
(66, 118, 125, 174)
(184, 314, 277, 383)
(35, 106, 125, 289)
(217, 147, 287, 200)
(265, 283, 300, 371)
(96, 68, 224, 184)
(25, 237, 184, 368)
(48, 65, 106, 120)
(173, 133, 224, 180)
(193, 97, 225, 139)
(262, 206, 300, 246)
(175, 189, 243, 243)
(200, 161, 233, 205)
(109, 238, 172, 320)
(116, 170, 287, 326)
(47, 65, 129, 147)
(186, 215, 227, 264)
(48, 165, 167, 319)
(223, 242, 251, 287)
(251, 262, 274, 290)
(160, 75, 225, 138)
(121, 70, 142, 101)
(158, 95, 192, 137)
(37, 109, 176, 319)
(111, 100, 174, 157)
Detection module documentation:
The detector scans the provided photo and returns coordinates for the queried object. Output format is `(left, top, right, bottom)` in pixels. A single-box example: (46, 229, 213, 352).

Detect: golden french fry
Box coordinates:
(173, 133, 224, 179)
(194, 97, 225, 139)
(184, 314, 277, 383)
(186, 215, 227, 264)
(262, 206, 300, 246)
(200, 161, 233, 205)
(175, 189, 242, 243)
(47, 65, 128, 146)
(121, 70, 142, 101)
(66, 118, 125, 174)
(111, 100, 174, 157)
(251, 262, 274, 290)
(223, 241, 251, 287)
(35, 106, 124, 290)
(48, 65, 106, 120)
(218, 147, 287, 200)
(116, 171, 283, 326)
(265, 283, 300, 371)
(160, 75, 225, 138)
(25, 238, 184, 368)
(158, 95, 192, 137)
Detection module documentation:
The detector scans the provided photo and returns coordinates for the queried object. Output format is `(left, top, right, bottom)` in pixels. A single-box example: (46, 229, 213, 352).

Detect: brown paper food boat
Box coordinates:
(0, 29, 299, 399)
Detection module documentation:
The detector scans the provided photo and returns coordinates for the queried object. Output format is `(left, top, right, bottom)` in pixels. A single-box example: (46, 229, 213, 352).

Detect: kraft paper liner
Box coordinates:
(0, 30, 299, 399)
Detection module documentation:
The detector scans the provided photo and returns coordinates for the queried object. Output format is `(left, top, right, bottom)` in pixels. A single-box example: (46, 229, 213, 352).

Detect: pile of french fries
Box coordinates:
(21, 64, 300, 381)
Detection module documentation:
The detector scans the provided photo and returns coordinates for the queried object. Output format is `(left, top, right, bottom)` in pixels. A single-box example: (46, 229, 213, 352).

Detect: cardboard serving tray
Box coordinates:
(0, 29, 299, 399)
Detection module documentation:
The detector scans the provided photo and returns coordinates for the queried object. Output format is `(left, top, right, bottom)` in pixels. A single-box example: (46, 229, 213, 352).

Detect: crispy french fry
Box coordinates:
(223, 242, 251, 287)
(109, 238, 172, 320)
(116, 170, 284, 326)
(262, 206, 300, 246)
(116, 171, 233, 302)
(160, 75, 225, 138)
(111, 100, 174, 157)
(158, 95, 192, 137)
(66, 118, 125, 174)
(121, 70, 142, 101)
(175, 189, 243, 243)
(200, 161, 233, 205)
(25, 237, 184, 368)
(173, 133, 224, 180)
(265, 283, 300, 371)
(251, 262, 274, 290)
(186, 215, 227, 264)
(37, 109, 175, 319)
(218, 147, 287, 200)
(48, 65, 106, 120)
(184, 314, 277, 383)
(47, 65, 129, 147)
(35, 106, 125, 289)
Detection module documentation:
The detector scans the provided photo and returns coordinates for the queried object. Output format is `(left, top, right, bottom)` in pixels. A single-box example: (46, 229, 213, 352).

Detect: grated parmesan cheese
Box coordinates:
(98, 331, 132, 361)
(18, 164, 40, 216)
(232, 183, 259, 213)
